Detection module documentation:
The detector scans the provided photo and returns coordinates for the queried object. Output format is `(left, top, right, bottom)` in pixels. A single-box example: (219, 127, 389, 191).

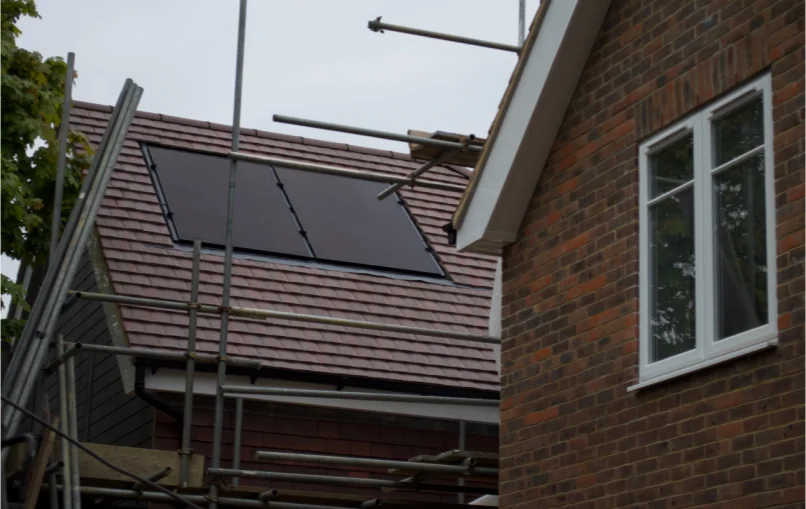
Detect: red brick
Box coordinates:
(786, 184, 805, 203)
(577, 473, 598, 489)
(524, 406, 560, 426)
(714, 392, 744, 410)
(778, 229, 804, 253)
(559, 178, 579, 194)
(533, 347, 552, 363)
(499, 1, 804, 508)
(567, 275, 608, 301)
(718, 422, 745, 439)
(778, 312, 793, 331)
(774, 81, 801, 105)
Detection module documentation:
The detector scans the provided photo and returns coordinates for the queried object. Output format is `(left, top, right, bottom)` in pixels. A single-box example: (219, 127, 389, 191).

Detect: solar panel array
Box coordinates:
(145, 145, 443, 276)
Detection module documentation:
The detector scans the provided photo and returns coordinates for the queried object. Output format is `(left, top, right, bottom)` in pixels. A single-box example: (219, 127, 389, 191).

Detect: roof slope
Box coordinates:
(71, 102, 499, 392)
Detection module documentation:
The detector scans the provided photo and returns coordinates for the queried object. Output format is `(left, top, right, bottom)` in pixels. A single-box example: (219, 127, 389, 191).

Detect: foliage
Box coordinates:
(1, 0, 93, 342)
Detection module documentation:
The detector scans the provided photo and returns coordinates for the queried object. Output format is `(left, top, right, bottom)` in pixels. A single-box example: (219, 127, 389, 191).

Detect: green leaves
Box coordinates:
(1, 274, 28, 344)
(1, 0, 93, 344)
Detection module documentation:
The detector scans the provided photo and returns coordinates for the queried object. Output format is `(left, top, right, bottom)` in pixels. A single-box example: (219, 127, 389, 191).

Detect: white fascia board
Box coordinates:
(145, 369, 499, 425)
(456, 0, 612, 254)
(469, 495, 499, 506)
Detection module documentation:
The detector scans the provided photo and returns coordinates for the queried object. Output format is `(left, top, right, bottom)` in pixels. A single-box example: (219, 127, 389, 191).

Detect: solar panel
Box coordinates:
(146, 146, 309, 257)
(275, 167, 443, 275)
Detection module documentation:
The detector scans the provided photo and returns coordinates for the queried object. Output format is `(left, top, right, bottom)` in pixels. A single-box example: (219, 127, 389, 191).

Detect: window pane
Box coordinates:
(650, 188, 696, 362)
(650, 135, 694, 198)
(714, 98, 763, 165)
(714, 153, 768, 339)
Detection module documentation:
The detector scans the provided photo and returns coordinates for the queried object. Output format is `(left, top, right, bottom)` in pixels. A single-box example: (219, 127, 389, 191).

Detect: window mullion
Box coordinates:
(698, 110, 716, 359)
(693, 112, 711, 362)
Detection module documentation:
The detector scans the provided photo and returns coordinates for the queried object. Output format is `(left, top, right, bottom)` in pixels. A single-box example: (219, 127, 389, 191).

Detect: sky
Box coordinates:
(1, 0, 540, 316)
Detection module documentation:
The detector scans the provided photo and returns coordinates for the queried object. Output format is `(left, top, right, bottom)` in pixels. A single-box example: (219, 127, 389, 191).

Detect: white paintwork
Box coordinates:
(628, 340, 777, 392)
(456, 0, 613, 254)
(488, 258, 503, 377)
(469, 494, 499, 506)
(636, 73, 778, 388)
(144, 369, 499, 424)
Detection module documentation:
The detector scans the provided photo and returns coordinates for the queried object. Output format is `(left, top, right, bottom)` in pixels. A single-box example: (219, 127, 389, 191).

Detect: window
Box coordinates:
(143, 145, 445, 277)
(636, 74, 777, 387)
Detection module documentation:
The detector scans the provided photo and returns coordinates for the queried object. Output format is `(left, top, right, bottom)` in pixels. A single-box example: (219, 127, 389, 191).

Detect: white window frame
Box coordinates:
(632, 73, 778, 390)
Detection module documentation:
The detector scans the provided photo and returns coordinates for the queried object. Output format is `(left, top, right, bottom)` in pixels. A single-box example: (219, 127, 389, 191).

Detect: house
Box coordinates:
(19, 100, 501, 506)
(453, 0, 804, 507)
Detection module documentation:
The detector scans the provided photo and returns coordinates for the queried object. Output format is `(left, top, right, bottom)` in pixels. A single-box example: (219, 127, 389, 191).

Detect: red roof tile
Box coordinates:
(71, 102, 499, 392)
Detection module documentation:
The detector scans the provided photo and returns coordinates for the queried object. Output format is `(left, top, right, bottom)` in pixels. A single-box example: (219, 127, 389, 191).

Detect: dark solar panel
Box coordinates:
(275, 167, 443, 275)
(147, 146, 309, 257)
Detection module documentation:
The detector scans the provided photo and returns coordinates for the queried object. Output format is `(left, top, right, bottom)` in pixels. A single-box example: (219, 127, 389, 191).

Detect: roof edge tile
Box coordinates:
(302, 137, 349, 151)
(136, 111, 162, 121)
(74, 100, 112, 113)
(254, 130, 303, 144)
(73, 101, 472, 180)
(347, 145, 394, 158)
(160, 114, 210, 129)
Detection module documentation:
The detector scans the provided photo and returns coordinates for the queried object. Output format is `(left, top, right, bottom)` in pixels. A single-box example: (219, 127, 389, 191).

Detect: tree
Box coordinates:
(1, 0, 93, 342)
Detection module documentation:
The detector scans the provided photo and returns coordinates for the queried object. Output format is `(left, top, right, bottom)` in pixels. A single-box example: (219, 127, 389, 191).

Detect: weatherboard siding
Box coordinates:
(41, 249, 153, 448)
(153, 396, 498, 504)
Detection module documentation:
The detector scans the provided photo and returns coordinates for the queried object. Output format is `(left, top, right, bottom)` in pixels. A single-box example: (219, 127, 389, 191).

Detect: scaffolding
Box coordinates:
(0, 1, 522, 508)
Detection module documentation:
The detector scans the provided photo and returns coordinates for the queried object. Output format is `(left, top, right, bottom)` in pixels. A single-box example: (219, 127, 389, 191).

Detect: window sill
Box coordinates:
(627, 338, 778, 392)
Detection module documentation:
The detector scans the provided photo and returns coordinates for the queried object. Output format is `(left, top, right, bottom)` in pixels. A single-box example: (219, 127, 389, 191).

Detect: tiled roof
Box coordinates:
(71, 102, 499, 392)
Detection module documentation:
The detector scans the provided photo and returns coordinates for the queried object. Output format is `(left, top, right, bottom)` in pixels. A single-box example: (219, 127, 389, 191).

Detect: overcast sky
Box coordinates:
(1, 0, 539, 315)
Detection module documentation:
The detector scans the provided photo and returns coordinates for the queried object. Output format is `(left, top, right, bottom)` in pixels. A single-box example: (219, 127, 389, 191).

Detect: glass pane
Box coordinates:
(650, 135, 694, 198)
(714, 98, 763, 165)
(650, 188, 696, 362)
(714, 153, 768, 339)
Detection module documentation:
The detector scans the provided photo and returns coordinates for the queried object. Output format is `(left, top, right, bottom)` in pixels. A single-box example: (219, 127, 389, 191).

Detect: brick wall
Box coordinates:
(154, 396, 497, 504)
(500, 1, 804, 508)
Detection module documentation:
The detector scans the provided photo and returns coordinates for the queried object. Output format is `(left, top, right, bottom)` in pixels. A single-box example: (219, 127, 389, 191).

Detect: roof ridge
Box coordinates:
(72, 100, 472, 180)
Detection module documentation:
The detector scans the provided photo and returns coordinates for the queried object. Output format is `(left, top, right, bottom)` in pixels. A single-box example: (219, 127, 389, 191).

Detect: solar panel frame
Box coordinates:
(274, 166, 444, 276)
(142, 144, 447, 278)
(144, 145, 310, 258)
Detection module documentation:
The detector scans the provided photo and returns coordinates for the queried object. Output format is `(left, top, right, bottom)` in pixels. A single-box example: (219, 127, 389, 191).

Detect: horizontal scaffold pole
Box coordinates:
(43, 341, 263, 374)
(52, 486, 355, 509)
(229, 152, 466, 193)
(272, 114, 483, 153)
(221, 386, 499, 406)
(368, 16, 521, 53)
(208, 468, 496, 496)
(253, 450, 497, 476)
(70, 291, 500, 346)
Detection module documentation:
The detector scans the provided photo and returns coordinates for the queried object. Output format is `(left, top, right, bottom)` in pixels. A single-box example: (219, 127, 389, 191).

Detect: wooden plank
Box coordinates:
(76, 443, 205, 488)
(407, 450, 498, 467)
(24, 417, 59, 509)
(184, 485, 473, 509)
(384, 449, 499, 493)
(407, 130, 485, 167)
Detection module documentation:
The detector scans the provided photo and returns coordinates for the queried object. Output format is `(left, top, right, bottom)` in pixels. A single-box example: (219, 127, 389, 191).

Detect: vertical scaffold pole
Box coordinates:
(179, 239, 202, 487)
(208, 1, 247, 507)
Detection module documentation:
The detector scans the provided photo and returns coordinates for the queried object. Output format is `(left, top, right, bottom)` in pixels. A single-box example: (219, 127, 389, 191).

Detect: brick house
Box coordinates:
(18, 101, 501, 506)
(451, 0, 804, 508)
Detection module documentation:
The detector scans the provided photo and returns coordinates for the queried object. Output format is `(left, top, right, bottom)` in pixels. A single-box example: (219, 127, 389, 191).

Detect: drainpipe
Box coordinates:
(489, 259, 502, 377)
(134, 364, 182, 425)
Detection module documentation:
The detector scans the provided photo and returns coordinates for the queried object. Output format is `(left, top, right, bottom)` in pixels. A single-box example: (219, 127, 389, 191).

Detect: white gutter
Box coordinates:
(145, 369, 499, 425)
